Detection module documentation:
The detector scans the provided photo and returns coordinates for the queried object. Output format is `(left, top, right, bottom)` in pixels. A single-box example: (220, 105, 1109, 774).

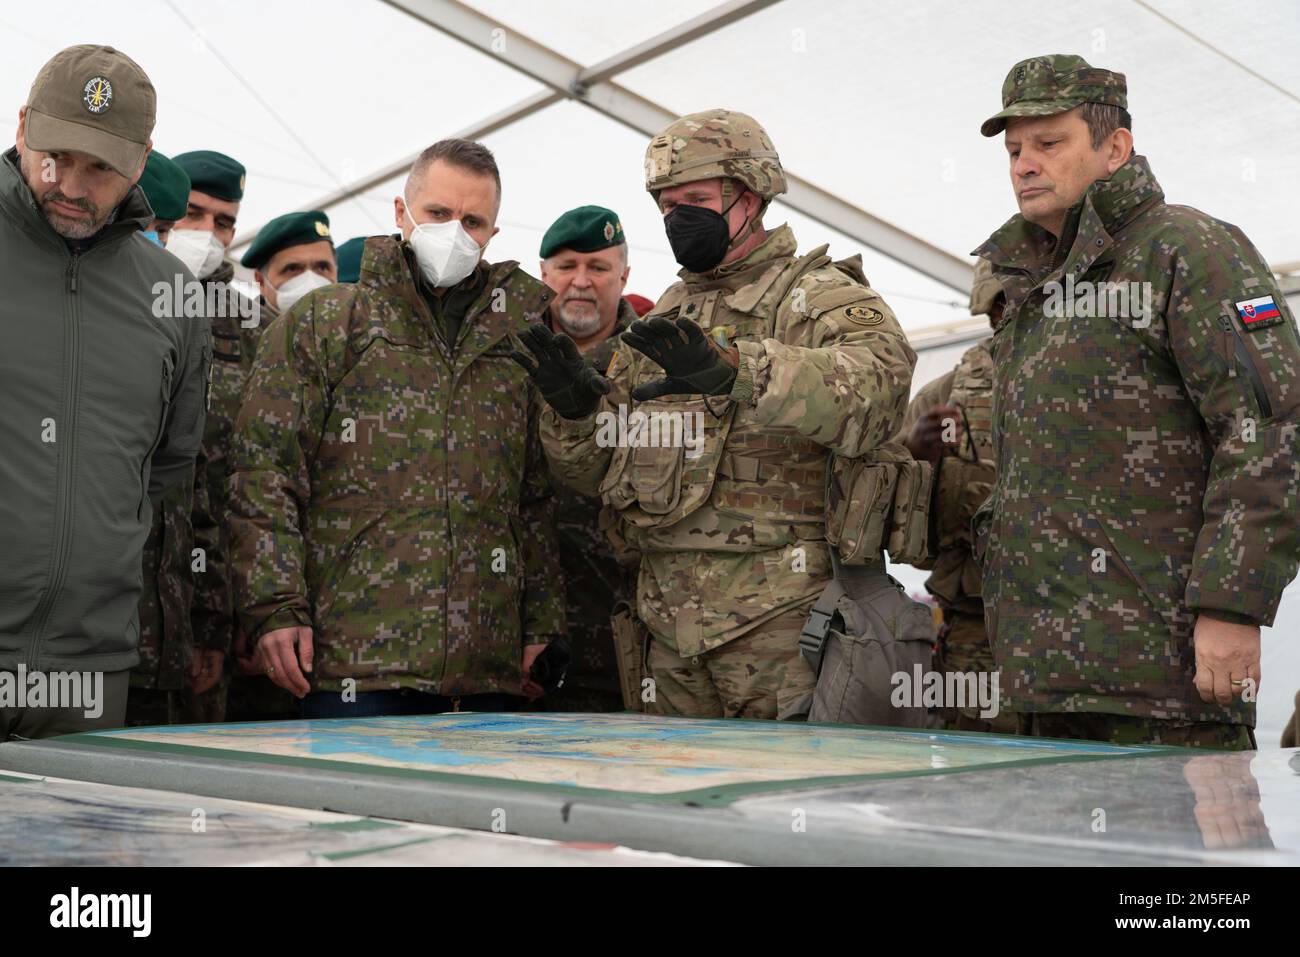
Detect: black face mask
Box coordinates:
(663, 194, 747, 273)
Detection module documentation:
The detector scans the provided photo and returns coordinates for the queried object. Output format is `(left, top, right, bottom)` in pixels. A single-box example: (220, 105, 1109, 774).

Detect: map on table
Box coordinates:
(67, 712, 1173, 805)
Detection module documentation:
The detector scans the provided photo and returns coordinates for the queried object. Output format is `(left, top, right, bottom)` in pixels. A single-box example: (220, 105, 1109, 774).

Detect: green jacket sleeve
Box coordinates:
(520, 388, 565, 645)
(1171, 226, 1300, 627)
(228, 303, 328, 642)
(149, 314, 210, 499)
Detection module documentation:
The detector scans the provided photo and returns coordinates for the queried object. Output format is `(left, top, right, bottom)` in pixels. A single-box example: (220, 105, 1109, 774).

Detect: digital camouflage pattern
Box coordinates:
(184, 263, 264, 723)
(229, 236, 564, 696)
(541, 224, 915, 718)
(191, 261, 263, 658)
(973, 154, 1300, 728)
(980, 54, 1128, 137)
(126, 474, 197, 727)
(543, 300, 638, 713)
(1015, 712, 1254, 750)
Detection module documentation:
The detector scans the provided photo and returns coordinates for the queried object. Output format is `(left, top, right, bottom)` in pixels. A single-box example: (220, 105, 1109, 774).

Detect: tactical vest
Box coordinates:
(600, 250, 832, 538)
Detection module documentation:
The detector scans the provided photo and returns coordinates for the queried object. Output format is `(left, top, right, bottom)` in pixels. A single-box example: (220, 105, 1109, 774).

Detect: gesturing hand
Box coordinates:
(621, 316, 738, 401)
(509, 324, 611, 419)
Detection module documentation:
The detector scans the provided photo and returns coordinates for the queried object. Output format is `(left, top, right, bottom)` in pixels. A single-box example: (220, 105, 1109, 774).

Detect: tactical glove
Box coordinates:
(509, 324, 612, 419)
(621, 316, 738, 401)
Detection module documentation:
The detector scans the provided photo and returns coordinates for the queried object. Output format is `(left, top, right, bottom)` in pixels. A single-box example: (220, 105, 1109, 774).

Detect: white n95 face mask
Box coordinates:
(270, 270, 333, 312)
(405, 209, 482, 288)
(166, 228, 226, 279)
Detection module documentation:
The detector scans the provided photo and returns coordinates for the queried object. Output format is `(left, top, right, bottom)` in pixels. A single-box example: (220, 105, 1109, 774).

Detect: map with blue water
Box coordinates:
(94, 713, 1151, 795)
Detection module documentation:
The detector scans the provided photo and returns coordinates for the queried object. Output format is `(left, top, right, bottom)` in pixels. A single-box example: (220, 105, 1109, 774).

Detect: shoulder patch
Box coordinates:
(844, 304, 885, 325)
(1235, 295, 1284, 332)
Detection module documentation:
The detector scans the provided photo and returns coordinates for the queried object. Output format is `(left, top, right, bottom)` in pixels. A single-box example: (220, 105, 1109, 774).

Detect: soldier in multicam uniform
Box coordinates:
(516, 110, 915, 720)
(973, 56, 1300, 749)
(126, 152, 202, 726)
(899, 259, 1014, 733)
(535, 206, 640, 713)
(229, 139, 564, 716)
(168, 150, 262, 722)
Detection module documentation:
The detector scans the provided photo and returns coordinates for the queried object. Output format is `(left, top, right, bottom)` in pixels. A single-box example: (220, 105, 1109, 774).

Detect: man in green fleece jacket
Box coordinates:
(0, 45, 210, 740)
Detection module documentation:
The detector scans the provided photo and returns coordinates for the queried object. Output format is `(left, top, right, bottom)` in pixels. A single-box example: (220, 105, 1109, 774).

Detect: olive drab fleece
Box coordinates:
(0, 147, 210, 672)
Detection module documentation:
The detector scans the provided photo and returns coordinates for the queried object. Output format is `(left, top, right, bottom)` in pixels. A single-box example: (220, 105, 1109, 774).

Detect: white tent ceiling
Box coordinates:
(4, 0, 1298, 741)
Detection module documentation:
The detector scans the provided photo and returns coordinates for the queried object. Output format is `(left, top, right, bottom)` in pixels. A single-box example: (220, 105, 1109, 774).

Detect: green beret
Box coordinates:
(240, 210, 334, 270)
(335, 236, 366, 283)
(137, 151, 190, 222)
(172, 149, 246, 201)
(540, 205, 625, 259)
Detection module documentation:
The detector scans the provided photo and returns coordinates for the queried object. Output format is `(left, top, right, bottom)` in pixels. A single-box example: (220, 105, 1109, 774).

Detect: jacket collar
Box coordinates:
(678, 223, 819, 314)
(1, 146, 153, 252)
(973, 154, 1164, 293)
(357, 234, 552, 365)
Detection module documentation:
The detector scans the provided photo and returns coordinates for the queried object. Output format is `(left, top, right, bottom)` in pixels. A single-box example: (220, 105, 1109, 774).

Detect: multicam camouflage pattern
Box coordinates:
(543, 300, 638, 712)
(644, 603, 816, 719)
(128, 475, 196, 695)
(900, 340, 995, 616)
(541, 224, 915, 672)
(969, 257, 1003, 317)
(973, 153, 1300, 726)
(229, 236, 565, 696)
(645, 109, 787, 202)
(981, 54, 1128, 137)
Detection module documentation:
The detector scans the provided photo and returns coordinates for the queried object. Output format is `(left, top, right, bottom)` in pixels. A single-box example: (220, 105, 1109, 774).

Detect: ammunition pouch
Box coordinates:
(609, 600, 650, 712)
(825, 440, 933, 566)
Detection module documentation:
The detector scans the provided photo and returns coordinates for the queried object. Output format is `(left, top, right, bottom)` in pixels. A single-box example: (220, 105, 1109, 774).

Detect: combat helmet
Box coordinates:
(969, 257, 1005, 316)
(644, 109, 787, 207)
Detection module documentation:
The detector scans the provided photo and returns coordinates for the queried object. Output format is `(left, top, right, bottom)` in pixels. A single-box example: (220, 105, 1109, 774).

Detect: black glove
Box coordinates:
(529, 637, 571, 695)
(621, 316, 737, 401)
(509, 325, 611, 419)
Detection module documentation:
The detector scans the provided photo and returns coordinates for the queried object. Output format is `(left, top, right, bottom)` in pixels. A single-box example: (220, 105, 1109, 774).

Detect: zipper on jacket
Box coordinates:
(1220, 315, 1273, 419)
(26, 254, 82, 668)
(138, 357, 174, 520)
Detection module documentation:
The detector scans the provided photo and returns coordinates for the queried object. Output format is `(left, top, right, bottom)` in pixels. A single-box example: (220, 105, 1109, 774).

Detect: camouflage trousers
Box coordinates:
(935, 608, 1017, 734)
(1014, 712, 1256, 751)
(646, 603, 816, 720)
(125, 687, 180, 727)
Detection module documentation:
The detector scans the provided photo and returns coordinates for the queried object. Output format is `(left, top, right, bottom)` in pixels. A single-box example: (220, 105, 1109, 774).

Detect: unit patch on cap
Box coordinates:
(315, 220, 331, 237)
(1235, 295, 1283, 332)
(82, 76, 113, 114)
(603, 221, 616, 242)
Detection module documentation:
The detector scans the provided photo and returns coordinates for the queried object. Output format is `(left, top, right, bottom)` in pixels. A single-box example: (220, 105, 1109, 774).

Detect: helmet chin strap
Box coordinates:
(722, 188, 761, 254)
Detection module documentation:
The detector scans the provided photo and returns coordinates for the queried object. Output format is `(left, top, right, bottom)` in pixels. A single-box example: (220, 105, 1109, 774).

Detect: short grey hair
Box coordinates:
(1080, 102, 1132, 150)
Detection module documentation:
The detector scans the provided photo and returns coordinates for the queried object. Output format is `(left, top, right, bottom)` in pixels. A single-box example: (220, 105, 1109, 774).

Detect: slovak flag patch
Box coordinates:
(1235, 295, 1283, 331)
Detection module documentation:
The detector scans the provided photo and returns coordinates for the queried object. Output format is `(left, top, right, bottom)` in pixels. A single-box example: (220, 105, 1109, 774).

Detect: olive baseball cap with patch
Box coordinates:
(981, 54, 1127, 137)
(24, 45, 156, 177)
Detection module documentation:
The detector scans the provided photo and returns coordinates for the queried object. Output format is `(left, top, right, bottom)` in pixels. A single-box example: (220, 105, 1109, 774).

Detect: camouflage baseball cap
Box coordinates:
(644, 109, 787, 202)
(980, 54, 1126, 137)
(24, 45, 156, 177)
(969, 258, 1005, 316)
